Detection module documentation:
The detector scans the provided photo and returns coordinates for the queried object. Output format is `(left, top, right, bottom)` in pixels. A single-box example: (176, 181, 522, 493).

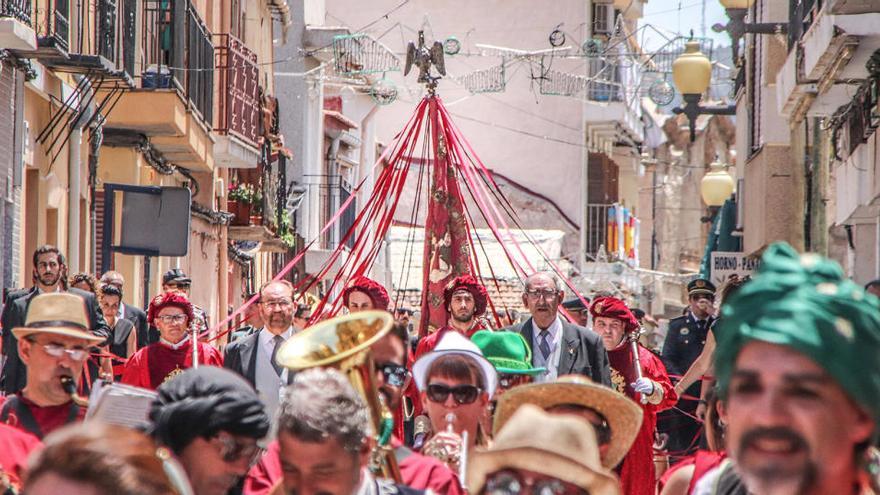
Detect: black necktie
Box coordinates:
(271, 335, 284, 377)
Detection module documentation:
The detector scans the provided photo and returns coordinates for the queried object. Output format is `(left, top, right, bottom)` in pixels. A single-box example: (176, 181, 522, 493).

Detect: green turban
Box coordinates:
(715, 242, 880, 425)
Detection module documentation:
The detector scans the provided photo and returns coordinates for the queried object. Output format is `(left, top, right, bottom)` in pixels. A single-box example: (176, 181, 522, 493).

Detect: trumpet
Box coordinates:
(276, 311, 402, 483)
(60, 376, 89, 407)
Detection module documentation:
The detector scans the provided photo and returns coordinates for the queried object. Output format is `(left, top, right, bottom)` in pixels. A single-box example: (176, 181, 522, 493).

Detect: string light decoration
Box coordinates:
(332, 33, 401, 77)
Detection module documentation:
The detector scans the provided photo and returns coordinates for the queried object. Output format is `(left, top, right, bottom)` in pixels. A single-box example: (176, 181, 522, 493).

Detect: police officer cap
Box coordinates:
(687, 278, 716, 296)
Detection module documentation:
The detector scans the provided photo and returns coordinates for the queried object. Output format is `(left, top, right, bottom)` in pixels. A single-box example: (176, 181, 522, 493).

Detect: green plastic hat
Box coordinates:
(472, 330, 546, 376)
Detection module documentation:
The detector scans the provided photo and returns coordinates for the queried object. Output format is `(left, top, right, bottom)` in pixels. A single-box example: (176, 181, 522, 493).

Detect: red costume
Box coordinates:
(414, 275, 489, 359)
(0, 393, 87, 440)
(121, 340, 223, 390)
(590, 296, 677, 495)
(0, 422, 42, 491)
(243, 438, 464, 495)
(342, 276, 390, 311)
(658, 450, 727, 494)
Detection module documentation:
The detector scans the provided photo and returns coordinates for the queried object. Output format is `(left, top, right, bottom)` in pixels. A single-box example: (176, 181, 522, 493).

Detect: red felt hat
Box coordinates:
(444, 274, 488, 317)
(147, 291, 195, 326)
(589, 296, 639, 334)
(342, 276, 390, 311)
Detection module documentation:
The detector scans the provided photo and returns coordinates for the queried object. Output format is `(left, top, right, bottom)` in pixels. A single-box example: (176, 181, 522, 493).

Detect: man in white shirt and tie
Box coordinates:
(224, 280, 299, 422)
(502, 272, 610, 387)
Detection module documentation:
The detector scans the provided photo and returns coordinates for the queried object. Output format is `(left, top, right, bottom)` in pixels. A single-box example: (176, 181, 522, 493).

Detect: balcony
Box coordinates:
(227, 162, 291, 251)
(103, 0, 215, 171)
(828, 0, 880, 15)
(0, 0, 36, 50)
(214, 33, 260, 168)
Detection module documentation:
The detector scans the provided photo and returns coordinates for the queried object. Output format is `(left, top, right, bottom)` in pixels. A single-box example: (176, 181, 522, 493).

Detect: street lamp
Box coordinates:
(713, 0, 787, 63)
(671, 41, 736, 142)
(700, 159, 735, 207)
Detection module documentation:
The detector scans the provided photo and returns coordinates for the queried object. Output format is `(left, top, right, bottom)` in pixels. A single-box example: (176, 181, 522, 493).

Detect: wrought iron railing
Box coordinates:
(215, 33, 260, 147)
(0, 0, 31, 25)
(585, 203, 612, 260)
(141, 0, 213, 124)
(97, 0, 116, 62)
(304, 175, 356, 250)
(36, 0, 69, 50)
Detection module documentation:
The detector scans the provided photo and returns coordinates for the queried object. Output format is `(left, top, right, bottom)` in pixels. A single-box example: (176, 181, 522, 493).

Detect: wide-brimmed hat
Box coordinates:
(467, 404, 621, 495)
(471, 330, 545, 376)
(493, 375, 642, 469)
(12, 293, 104, 344)
(412, 331, 498, 399)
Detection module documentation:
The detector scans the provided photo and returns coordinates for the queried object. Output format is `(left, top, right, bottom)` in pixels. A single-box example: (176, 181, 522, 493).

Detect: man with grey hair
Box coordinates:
(502, 272, 610, 386)
(245, 368, 427, 495)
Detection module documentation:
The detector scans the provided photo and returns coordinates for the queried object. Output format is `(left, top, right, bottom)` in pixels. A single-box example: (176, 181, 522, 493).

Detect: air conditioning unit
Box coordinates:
(592, 2, 612, 36)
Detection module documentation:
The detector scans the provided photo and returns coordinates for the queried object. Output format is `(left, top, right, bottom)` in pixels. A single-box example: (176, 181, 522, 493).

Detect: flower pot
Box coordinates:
(249, 214, 262, 226)
(229, 200, 252, 226)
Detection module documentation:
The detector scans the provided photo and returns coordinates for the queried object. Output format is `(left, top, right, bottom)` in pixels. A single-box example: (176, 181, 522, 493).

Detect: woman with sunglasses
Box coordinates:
(412, 331, 498, 474)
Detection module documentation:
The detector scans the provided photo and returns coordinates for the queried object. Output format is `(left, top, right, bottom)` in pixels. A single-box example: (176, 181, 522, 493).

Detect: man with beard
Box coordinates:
(149, 366, 271, 495)
(1, 245, 110, 394)
(694, 243, 880, 495)
(661, 278, 717, 460)
(415, 274, 488, 359)
(591, 296, 676, 495)
(225, 280, 298, 421)
(504, 272, 611, 386)
(244, 324, 464, 495)
(0, 293, 104, 439)
(250, 368, 426, 495)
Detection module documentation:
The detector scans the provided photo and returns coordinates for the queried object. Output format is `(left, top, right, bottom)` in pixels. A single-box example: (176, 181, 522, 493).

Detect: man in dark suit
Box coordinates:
(100, 271, 149, 348)
(659, 278, 717, 460)
(0, 245, 111, 394)
(224, 280, 298, 421)
(502, 272, 610, 387)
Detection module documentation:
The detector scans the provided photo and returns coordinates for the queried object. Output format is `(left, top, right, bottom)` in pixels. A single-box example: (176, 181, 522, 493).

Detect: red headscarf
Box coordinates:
(443, 274, 488, 316)
(589, 296, 640, 334)
(147, 291, 195, 325)
(342, 276, 390, 311)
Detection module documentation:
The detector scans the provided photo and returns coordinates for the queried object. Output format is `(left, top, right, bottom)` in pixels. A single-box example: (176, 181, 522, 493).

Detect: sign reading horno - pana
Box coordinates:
(710, 251, 759, 286)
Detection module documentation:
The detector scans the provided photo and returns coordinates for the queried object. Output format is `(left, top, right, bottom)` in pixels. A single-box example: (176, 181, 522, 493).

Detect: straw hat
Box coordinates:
(12, 293, 104, 344)
(493, 374, 642, 469)
(412, 331, 498, 399)
(467, 404, 621, 495)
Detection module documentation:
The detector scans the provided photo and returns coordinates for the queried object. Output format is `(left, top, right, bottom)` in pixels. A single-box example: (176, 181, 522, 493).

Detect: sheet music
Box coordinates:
(86, 380, 157, 429)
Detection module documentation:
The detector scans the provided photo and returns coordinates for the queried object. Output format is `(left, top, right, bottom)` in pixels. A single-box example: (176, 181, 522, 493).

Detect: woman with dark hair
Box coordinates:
(23, 422, 192, 495)
(97, 283, 138, 380)
(69, 273, 98, 294)
(121, 292, 223, 389)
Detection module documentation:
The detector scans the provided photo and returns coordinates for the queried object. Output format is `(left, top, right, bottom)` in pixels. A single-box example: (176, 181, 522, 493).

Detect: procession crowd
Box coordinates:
(0, 241, 878, 495)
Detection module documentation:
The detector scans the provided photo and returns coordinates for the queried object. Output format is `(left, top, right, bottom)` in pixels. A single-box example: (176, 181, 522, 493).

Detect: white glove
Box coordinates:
(631, 377, 656, 396)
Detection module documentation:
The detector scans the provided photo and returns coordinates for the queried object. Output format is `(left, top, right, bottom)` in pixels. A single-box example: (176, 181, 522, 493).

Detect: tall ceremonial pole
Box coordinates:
(408, 32, 473, 337)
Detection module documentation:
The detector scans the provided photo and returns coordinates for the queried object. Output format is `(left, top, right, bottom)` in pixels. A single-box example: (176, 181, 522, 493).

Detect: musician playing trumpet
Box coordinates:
(413, 332, 497, 477)
(590, 296, 676, 495)
(0, 293, 103, 440)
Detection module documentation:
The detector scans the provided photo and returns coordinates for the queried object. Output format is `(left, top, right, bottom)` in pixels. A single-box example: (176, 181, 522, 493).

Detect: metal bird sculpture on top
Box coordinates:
(405, 30, 446, 93)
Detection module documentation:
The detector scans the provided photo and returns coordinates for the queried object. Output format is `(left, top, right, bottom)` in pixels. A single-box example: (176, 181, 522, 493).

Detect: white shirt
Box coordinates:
(255, 327, 294, 427)
(531, 316, 563, 383)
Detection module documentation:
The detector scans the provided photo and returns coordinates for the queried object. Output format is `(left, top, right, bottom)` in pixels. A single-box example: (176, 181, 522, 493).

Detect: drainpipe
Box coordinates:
(358, 104, 381, 279)
(326, 135, 342, 246)
(218, 169, 229, 346)
(68, 75, 92, 273)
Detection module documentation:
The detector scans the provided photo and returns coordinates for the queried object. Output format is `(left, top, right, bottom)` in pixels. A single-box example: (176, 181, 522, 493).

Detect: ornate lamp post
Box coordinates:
(713, 0, 787, 62)
(671, 41, 736, 142)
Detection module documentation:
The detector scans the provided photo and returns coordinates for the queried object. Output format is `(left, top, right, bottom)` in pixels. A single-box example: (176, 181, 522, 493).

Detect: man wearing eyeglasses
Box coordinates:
(0, 293, 104, 440)
(150, 366, 271, 495)
(659, 277, 717, 460)
(225, 280, 299, 422)
(504, 272, 610, 387)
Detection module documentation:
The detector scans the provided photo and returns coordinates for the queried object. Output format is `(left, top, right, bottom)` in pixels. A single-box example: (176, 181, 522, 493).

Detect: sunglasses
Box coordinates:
(484, 470, 588, 495)
(214, 433, 264, 467)
(377, 363, 409, 387)
(426, 383, 481, 405)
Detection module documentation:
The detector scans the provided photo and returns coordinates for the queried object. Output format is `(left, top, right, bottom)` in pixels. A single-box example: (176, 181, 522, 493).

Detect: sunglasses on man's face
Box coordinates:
(214, 433, 264, 468)
(484, 469, 588, 495)
(377, 363, 409, 387)
(426, 383, 481, 405)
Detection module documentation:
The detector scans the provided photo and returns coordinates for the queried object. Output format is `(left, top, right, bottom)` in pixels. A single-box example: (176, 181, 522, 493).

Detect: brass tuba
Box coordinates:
(275, 311, 402, 482)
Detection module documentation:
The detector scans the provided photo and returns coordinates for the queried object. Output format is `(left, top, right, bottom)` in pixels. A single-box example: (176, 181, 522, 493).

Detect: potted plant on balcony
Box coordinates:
(228, 182, 254, 226)
(249, 188, 263, 226)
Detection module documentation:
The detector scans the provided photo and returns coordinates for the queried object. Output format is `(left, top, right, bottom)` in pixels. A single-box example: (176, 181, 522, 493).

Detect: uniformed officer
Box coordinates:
(658, 278, 716, 461)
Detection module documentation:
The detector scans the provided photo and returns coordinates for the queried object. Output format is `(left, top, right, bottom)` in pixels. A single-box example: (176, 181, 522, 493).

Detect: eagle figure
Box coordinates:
(404, 31, 446, 88)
